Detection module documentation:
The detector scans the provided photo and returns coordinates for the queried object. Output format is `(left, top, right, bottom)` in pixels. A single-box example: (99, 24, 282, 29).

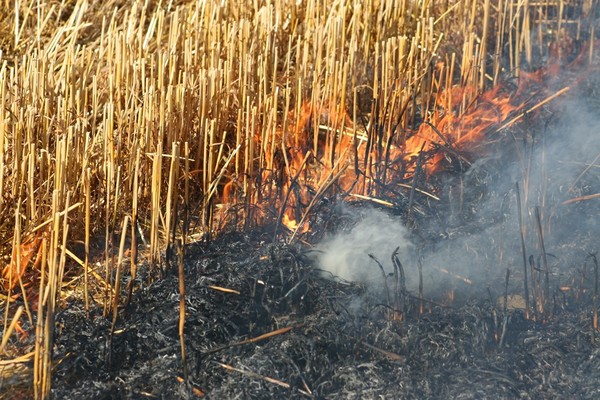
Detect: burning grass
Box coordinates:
(1, 0, 599, 397)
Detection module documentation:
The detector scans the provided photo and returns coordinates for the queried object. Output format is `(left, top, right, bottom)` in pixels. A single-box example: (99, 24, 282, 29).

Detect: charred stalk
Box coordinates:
(516, 182, 531, 319)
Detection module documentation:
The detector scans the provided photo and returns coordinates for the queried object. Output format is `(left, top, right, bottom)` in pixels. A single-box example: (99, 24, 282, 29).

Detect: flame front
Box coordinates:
(217, 38, 593, 235)
(404, 83, 522, 175)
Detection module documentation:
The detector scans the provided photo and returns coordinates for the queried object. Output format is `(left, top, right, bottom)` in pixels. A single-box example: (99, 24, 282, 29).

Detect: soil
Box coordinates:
(35, 228, 600, 399)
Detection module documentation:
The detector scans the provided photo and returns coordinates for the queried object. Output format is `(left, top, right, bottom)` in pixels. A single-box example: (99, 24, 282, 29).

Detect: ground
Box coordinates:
(39, 226, 600, 399)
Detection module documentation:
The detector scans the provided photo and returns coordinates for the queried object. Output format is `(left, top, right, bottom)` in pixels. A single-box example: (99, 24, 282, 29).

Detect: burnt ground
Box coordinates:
(3, 157, 600, 400)
(39, 226, 600, 400)
(0, 172, 589, 400)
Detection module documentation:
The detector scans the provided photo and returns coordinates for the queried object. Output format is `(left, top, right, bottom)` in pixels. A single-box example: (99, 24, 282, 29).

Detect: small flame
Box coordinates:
(282, 214, 300, 231)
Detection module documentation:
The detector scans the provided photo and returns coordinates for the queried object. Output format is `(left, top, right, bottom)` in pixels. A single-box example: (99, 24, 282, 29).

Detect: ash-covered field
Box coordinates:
(45, 226, 600, 399)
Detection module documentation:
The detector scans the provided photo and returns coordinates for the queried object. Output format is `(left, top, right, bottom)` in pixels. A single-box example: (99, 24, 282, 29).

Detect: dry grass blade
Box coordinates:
(217, 362, 291, 388)
(176, 375, 204, 397)
(497, 86, 571, 131)
(217, 362, 312, 397)
(359, 340, 404, 362)
(204, 324, 303, 356)
(0, 305, 24, 354)
(562, 193, 600, 205)
(207, 285, 241, 295)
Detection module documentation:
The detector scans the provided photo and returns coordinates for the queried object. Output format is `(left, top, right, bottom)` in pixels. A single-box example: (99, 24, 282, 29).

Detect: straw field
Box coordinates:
(0, 0, 595, 397)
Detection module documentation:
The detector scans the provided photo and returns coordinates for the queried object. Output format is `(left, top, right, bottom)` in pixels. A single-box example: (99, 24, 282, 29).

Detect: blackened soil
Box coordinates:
(33, 229, 600, 399)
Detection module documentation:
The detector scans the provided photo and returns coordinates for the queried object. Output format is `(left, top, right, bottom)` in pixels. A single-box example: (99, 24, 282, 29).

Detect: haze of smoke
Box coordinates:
(316, 90, 600, 301)
(419, 92, 600, 296)
(316, 208, 413, 286)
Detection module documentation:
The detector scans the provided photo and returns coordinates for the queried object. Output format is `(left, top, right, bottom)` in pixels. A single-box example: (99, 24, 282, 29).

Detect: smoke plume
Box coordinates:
(316, 88, 600, 301)
(316, 208, 413, 286)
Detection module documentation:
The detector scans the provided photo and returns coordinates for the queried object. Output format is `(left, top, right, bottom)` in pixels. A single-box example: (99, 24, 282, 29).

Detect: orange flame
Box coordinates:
(2, 232, 43, 292)
(404, 82, 522, 175)
(217, 36, 595, 235)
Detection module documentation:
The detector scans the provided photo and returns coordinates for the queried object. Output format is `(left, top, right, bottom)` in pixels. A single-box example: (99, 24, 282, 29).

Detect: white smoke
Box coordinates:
(418, 91, 600, 296)
(316, 208, 413, 285)
(315, 90, 600, 301)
